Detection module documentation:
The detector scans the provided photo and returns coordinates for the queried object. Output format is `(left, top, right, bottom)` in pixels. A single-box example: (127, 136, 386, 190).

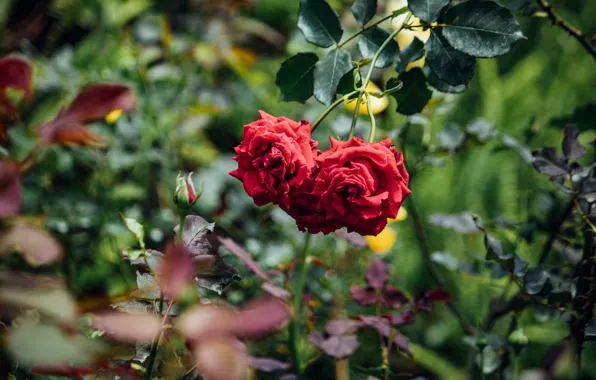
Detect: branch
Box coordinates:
(538, 198, 575, 265)
(407, 195, 476, 335)
(535, 0, 596, 63)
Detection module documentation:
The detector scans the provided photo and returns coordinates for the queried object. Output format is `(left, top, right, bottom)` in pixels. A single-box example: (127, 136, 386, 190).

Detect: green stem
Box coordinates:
(177, 214, 185, 242)
(348, 95, 363, 139)
(145, 295, 164, 380)
(311, 91, 358, 132)
(480, 348, 485, 380)
(289, 233, 313, 379)
(337, 7, 409, 48)
(365, 94, 376, 142)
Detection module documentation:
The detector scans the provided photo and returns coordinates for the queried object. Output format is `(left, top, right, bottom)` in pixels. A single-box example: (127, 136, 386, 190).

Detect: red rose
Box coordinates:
(310, 137, 410, 236)
(230, 111, 317, 208)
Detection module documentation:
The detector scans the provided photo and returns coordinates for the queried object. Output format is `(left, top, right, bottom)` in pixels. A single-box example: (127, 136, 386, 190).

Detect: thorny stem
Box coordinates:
(535, 0, 596, 63)
(311, 91, 358, 132)
(289, 233, 313, 380)
(337, 7, 409, 48)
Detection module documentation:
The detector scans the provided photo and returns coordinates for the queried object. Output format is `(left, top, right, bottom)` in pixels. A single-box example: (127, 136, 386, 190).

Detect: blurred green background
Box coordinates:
(1, 0, 595, 378)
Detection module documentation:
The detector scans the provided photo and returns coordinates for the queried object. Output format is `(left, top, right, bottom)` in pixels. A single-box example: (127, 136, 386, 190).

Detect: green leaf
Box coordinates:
(389, 68, 432, 115)
(275, 53, 318, 103)
(352, 0, 378, 26)
(337, 68, 362, 96)
(408, 0, 449, 22)
(298, 0, 343, 48)
(442, 0, 524, 58)
(314, 48, 353, 106)
(551, 103, 596, 132)
(358, 27, 399, 68)
(425, 29, 476, 86)
(121, 214, 145, 250)
(123, 248, 147, 260)
(395, 37, 425, 74)
(438, 123, 466, 152)
(425, 67, 467, 93)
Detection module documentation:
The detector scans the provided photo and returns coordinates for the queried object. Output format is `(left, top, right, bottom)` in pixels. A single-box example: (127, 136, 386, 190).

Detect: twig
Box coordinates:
(535, 0, 596, 63)
(407, 195, 476, 335)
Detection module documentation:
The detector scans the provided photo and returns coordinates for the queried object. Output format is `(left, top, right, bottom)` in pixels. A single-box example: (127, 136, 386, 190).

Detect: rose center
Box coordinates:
(343, 184, 362, 199)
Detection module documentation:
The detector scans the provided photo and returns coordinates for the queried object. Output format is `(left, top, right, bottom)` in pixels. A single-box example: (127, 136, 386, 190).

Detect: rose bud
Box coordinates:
(174, 172, 202, 210)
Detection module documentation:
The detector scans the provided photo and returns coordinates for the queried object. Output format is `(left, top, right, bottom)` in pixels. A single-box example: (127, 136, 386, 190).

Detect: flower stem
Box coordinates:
(145, 295, 164, 380)
(348, 95, 363, 139)
(337, 7, 409, 48)
(366, 94, 376, 142)
(311, 91, 358, 132)
(177, 214, 185, 242)
(289, 233, 313, 379)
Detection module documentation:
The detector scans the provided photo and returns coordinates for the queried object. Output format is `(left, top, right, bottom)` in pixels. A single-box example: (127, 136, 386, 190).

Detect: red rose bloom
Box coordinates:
(310, 137, 410, 236)
(230, 111, 317, 208)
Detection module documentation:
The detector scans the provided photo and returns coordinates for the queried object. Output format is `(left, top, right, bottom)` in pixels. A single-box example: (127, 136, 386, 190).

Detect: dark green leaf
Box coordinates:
(408, 0, 449, 22)
(425, 29, 476, 86)
(352, 0, 378, 26)
(483, 233, 528, 278)
(395, 37, 425, 74)
(298, 0, 343, 48)
(337, 68, 362, 96)
(389, 68, 432, 115)
(358, 27, 399, 68)
(531, 147, 570, 177)
(548, 277, 575, 305)
(585, 317, 596, 341)
(275, 53, 318, 103)
(442, 0, 525, 58)
(524, 266, 550, 296)
(314, 48, 353, 105)
(424, 67, 467, 93)
(562, 125, 585, 160)
(438, 123, 466, 152)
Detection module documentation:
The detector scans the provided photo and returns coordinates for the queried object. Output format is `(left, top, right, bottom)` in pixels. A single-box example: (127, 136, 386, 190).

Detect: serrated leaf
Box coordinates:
(388, 68, 432, 115)
(425, 28, 476, 86)
(442, 0, 525, 58)
(408, 0, 449, 22)
(314, 48, 353, 105)
(298, 0, 343, 48)
(121, 215, 145, 250)
(531, 147, 570, 177)
(358, 27, 399, 68)
(562, 125, 585, 160)
(351, 0, 377, 26)
(395, 37, 425, 74)
(424, 66, 467, 93)
(275, 53, 318, 103)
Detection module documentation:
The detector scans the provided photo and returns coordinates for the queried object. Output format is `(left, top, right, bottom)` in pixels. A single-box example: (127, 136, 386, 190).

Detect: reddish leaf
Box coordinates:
(177, 305, 235, 342)
(247, 356, 291, 372)
(389, 310, 416, 326)
(424, 288, 452, 303)
(217, 236, 270, 282)
(63, 84, 135, 123)
(308, 331, 359, 359)
(324, 320, 362, 335)
(159, 242, 193, 300)
(231, 296, 289, 339)
(333, 230, 367, 247)
(381, 286, 409, 309)
(366, 258, 389, 289)
(350, 286, 377, 306)
(0, 56, 33, 118)
(261, 282, 291, 299)
(40, 121, 105, 146)
(0, 224, 63, 265)
(192, 338, 248, 380)
(0, 160, 21, 218)
(355, 315, 392, 337)
(92, 311, 162, 344)
(415, 298, 432, 311)
(392, 334, 411, 356)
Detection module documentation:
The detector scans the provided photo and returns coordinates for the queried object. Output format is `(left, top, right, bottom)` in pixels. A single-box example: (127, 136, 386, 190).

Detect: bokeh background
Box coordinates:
(1, 0, 595, 378)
